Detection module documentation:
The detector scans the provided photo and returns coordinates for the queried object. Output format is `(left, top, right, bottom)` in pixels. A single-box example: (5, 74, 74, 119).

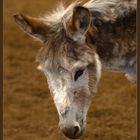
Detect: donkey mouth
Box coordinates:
(63, 129, 84, 139)
(61, 125, 84, 139)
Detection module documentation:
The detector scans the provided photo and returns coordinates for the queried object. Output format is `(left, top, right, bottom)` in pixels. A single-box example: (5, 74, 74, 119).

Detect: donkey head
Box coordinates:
(14, 5, 101, 139)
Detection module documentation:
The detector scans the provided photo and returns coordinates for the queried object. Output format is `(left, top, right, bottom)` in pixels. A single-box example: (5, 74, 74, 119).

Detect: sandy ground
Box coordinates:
(3, 0, 136, 140)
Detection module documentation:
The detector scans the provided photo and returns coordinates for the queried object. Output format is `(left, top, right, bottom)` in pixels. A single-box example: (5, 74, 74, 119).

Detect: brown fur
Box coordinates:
(88, 9, 136, 80)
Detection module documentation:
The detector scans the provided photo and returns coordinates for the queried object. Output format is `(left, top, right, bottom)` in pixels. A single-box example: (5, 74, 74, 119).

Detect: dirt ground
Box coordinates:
(3, 0, 136, 140)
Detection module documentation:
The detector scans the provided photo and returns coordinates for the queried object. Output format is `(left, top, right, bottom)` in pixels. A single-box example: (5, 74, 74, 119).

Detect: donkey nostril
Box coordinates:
(61, 125, 81, 139)
(74, 126, 79, 136)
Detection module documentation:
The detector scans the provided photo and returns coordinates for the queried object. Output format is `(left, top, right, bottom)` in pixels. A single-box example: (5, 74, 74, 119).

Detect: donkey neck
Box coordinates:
(89, 11, 136, 78)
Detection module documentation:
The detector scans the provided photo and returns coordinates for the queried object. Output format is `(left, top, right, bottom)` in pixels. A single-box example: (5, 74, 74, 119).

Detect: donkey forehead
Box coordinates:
(38, 48, 95, 73)
(43, 56, 91, 73)
(37, 28, 96, 73)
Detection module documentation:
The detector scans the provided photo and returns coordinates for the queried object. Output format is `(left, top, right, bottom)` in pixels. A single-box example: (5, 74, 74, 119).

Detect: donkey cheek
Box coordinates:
(74, 94, 91, 110)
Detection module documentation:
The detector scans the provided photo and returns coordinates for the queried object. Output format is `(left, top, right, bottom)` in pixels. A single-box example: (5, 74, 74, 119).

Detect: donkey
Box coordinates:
(13, 0, 136, 139)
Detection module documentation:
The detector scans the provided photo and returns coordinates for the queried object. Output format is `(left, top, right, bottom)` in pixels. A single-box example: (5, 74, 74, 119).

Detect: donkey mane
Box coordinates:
(43, 0, 137, 25)
(43, 0, 136, 25)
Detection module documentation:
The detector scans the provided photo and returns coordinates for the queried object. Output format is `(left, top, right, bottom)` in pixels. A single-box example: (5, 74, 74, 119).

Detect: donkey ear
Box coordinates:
(66, 6, 91, 40)
(13, 13, 48, 42)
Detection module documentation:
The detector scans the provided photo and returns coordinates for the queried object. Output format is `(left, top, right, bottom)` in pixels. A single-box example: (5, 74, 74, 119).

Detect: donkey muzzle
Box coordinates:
(59, 122, 84, 139)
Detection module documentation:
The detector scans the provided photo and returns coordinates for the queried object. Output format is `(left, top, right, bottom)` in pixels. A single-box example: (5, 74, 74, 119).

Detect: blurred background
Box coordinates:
(3, 0, 136, 140)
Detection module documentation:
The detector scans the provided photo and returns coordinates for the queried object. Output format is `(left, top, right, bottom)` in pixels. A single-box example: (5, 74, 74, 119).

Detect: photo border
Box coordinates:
(137, 0, 140, 139)
(1, 0, 139, 140)
(0, 0, 3, 139)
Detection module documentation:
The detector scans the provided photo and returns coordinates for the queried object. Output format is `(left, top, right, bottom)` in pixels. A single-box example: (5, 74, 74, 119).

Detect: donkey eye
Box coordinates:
(74, 69, 84, 81)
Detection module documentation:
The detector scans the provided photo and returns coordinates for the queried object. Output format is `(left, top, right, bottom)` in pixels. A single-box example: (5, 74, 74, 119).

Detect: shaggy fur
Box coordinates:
(35, 0, 136, 81)
(14, 0, 136, 139)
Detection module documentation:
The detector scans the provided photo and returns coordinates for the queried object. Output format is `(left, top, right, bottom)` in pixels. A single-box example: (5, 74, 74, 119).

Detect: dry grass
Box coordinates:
(3, 0, 136, 140)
